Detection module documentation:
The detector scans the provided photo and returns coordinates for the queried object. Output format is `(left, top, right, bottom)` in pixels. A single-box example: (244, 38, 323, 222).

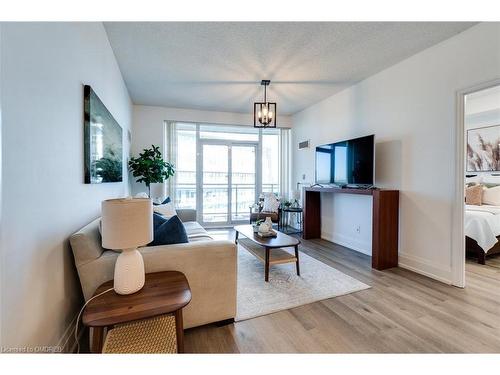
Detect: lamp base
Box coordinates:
(113, 248, 145, 295)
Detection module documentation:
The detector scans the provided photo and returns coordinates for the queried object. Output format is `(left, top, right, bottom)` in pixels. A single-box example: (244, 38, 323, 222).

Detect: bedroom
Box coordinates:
(464, 84, 500, 270)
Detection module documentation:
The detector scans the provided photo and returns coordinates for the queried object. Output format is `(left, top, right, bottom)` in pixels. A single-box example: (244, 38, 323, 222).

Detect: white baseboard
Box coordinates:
(321, 231, 372, 256)
(398, 252, 452, 285)
(320, 232, 453, 285)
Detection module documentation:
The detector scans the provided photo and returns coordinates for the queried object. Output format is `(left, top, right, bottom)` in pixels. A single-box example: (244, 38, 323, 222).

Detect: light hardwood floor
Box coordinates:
(484, 253, 500, 269)
(184, 230, 500, 353)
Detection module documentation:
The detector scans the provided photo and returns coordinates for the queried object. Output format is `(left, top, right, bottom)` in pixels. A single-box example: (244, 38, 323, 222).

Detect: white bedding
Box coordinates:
(465, 205, 500, 252)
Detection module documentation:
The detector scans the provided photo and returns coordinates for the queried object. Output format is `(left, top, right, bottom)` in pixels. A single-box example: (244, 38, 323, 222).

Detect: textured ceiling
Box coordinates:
(104, 22, 475, 115)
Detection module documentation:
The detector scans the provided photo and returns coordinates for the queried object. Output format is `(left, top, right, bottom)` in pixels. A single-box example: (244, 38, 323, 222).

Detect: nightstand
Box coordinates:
(82, 271, 192, 353)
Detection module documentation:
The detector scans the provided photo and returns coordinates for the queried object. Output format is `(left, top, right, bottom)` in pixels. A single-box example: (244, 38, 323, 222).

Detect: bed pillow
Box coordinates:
(149, 214, 188, 246)
(153, 201, 177, 219)
(482, 185, 500, 206)
(466, 184, 483, 206)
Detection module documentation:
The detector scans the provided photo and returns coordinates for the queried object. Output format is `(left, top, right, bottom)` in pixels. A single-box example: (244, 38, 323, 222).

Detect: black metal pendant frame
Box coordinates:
(253, 80, 277, 128)
(254, 102, 277, 128)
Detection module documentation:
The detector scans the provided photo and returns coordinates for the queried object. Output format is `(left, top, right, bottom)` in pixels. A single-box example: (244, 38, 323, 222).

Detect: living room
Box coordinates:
(1, 0, 500, 372)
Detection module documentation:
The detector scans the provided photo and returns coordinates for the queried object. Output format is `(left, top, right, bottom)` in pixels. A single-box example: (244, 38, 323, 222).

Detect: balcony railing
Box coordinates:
(174, 181, 279, 223)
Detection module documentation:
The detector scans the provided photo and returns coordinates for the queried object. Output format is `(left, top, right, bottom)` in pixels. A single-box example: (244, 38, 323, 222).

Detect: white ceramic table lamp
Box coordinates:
(101, 198, 153, 295)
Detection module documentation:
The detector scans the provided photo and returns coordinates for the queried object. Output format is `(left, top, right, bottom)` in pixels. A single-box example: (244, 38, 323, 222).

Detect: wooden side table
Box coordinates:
(82, 271, 192, 353)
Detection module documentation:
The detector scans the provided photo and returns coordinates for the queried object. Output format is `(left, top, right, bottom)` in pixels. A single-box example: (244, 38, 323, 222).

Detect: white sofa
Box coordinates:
(69, 209, 237, 329)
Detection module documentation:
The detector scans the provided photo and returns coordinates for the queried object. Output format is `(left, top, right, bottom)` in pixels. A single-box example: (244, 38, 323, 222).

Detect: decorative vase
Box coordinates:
(259, 218, 272, 234)
(264, 216, 273, 228)
(258, 216, 273, 234)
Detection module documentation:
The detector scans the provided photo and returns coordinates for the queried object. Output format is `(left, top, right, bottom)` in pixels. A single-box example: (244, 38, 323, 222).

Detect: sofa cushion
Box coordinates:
(262, 192, 280, 213)
(70, 218, 104, 267)
(149, 214, 189, 246)
(183, 221, 213, 242)
(153, 201, 177, 219)
(153, 197, 171, 206)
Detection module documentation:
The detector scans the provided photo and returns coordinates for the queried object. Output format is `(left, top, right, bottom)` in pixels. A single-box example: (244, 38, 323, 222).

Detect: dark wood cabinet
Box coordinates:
(303, 187, 399, 270)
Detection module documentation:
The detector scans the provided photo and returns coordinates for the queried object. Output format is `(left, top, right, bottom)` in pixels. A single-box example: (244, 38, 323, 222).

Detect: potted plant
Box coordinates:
(128, 145, 175, 198)
(253, 219, 264, 233)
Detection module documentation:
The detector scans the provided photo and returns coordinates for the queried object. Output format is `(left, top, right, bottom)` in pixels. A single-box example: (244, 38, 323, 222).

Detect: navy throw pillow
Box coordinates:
(149, 213, 188, 246)
(153, 197, 171, 206)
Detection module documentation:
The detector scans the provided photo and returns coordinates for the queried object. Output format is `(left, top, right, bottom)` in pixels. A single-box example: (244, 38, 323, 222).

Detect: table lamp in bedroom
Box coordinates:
(101, 197, 153, 295)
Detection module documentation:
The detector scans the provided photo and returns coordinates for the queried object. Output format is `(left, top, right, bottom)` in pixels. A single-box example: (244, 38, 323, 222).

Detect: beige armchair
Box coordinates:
(249, 194, 281, 229)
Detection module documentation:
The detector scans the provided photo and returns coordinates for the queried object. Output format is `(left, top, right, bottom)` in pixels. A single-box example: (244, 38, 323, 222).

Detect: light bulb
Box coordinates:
(258, 111, 262, 118)
(262, 106, 268, 115)
(269, 111, 273, 118)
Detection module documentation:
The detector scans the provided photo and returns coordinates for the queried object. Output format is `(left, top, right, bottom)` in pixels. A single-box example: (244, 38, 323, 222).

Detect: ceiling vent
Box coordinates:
(298, 140, 310, 150)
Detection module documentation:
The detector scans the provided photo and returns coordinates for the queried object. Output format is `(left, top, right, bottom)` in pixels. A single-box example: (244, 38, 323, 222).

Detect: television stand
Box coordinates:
(302, 186, 399, 270)
(345, 184, 374, 189)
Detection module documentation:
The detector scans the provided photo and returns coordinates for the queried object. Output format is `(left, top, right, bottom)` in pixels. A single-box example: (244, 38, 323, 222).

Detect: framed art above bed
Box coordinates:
(466, 124, 500, 172)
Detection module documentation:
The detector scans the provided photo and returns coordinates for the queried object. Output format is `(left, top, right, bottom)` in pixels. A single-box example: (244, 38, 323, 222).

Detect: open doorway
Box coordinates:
(463, 83, 500, 281)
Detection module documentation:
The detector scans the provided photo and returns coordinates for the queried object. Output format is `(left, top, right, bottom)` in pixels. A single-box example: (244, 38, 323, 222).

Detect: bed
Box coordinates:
(465, 204, 500, 264)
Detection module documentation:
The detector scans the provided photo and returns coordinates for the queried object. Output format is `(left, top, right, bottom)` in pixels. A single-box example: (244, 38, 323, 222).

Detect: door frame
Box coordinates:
(198, 139, 259, 227)
(452, 78, 500, 288)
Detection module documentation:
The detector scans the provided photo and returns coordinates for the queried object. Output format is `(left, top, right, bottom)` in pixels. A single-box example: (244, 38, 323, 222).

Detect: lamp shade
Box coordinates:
(101, 198, 153, 250)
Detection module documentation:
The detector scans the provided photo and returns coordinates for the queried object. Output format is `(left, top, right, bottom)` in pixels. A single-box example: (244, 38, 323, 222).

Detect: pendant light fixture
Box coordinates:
(254, 80, 277, 128)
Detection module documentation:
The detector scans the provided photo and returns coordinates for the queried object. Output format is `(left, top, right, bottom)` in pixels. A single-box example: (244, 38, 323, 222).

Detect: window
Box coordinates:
(200, 124, 259, 142)
(167, 122, 288, 225)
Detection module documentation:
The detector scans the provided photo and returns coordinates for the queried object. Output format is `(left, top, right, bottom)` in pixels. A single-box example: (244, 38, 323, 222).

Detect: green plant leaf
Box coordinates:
(128, 145, 175, 189)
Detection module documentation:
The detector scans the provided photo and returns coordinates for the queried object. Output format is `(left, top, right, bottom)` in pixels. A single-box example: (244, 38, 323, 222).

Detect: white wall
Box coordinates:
(464, 84, 500, 184)
(0, 23, 3, 346)
(292, 22, 500, 284)
(0, 23, 132, 350)
(465, 85, 500, 129)
(131, 105, 292, 194)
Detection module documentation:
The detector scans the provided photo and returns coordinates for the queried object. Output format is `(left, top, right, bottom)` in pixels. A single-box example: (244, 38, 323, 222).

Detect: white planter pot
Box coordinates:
(149, 182, 165, 204)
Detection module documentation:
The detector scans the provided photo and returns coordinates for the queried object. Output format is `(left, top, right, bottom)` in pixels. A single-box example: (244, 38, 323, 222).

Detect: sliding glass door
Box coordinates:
(200, 142, 257, 226)
(231, 145, 256, 222)
(201, 144, 229, 224)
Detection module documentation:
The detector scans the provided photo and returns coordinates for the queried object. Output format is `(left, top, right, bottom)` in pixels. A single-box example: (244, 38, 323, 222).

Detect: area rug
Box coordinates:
(236, 246, 371, 321)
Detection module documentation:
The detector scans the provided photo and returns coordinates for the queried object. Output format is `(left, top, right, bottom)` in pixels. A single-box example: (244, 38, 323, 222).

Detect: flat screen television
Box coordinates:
(315, 134, 375, 186)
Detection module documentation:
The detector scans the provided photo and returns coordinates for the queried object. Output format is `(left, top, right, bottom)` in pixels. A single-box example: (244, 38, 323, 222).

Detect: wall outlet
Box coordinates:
(356, 225, 361, 234)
